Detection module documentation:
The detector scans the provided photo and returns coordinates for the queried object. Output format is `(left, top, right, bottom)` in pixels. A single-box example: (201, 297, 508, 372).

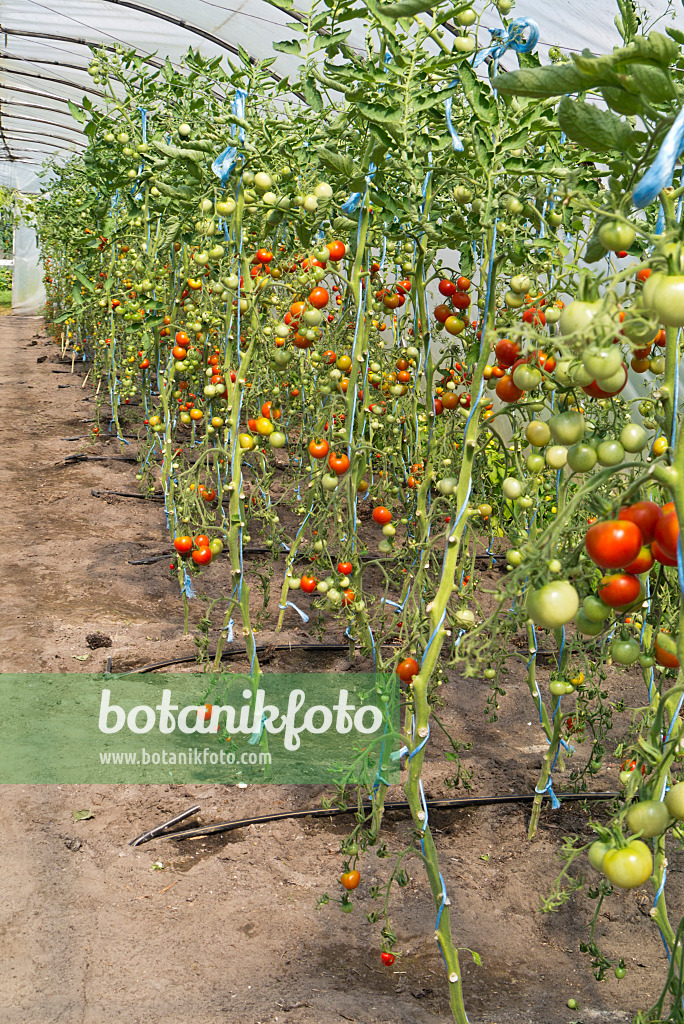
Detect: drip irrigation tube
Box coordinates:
(93, 489, 164, 502)
(118, 641, 374, 674)
(61, 454, 138, 465)
(135, 791, 621, 846)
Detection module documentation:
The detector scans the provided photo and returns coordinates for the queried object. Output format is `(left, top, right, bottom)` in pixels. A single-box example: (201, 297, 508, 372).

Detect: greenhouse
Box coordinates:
(3, 1, 684, 1022)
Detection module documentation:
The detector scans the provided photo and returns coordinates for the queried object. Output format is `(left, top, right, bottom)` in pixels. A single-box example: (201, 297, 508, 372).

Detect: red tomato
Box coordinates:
(175, 331, 190, 346)
(624, 546, 655, 575)
(173, 536, 193, 555)
(309, 438, 330, 459)
(195, 534, 210, 547)
(192, 546, 212, 566)
(655, 510, 680, 558)
(452, 291, 471, 310)
(438, 280, 456, 297)
(342, 588, 355, 606)
(329, 452, 350, 475)
(495, 338, 519, 368)
(300, 575, 317, 593)
(434, 304, 452, 324)
(340, 869, 360, 889)
(372, 506, 392, 525)
(397, 657, 419, 681)
(585, 520, 643, 569)
(522, 306, 546, 326)
(381, 952, 396, 966)
(256, 248, 273, 264)
(337, 561, 353, 575)
(434, 397, 444, 415)
(457, 276, 471, 291)
(598, 573, 641, 608)
(326, 240, 346, 261)
(309, 286, 329, 309)
(619, 501, 662, 545)
(172, 345, 187, 360)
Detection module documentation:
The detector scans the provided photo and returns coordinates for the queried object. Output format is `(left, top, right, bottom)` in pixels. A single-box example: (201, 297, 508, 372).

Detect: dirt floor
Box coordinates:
(0, 314, 680, 1024)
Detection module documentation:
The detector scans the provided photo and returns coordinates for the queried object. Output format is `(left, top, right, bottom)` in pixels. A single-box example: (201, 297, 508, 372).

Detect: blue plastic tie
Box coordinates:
(473, 18, 539, 71)
(212, 88, 248, 184)
(633, 105, 684, 208)
(341, 162, 376, 214)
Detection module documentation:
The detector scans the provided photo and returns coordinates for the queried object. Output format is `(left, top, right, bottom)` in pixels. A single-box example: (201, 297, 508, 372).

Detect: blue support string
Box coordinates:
(633, 105, 684, 208)
(212, 88, 248, 185)
(472, 18, 539, 73)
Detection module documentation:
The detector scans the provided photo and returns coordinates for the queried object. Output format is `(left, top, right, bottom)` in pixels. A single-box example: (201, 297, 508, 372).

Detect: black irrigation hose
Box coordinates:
(61, 454, 139, 465)
(141, 791, 621, 845)
(93, 489, 164, 502)
(119, 642, 367, 674)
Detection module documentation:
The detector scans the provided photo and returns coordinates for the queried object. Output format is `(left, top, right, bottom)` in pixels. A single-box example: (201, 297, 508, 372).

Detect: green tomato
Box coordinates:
(598, 220, 636, 251)
(506, 549, 523, 567)
(643, 273, 684, 327)
(505, 289, 525, 309)
(209, 538, 224, 556)
(550, 680, 567, 696)
(545, 445, 568, 469)
(526, 419, 551, 447)
(502, 477, 522, 500)
(268, 431, 287, 449)
(597, 440, 625, 467)
(588, 840, 612, 872)
(549, 411, 585, 446)
(517, 496, 534, 509)
(544, 305, 561, 324)
(610, 636, 640, 666)
(526, 581, 579, 630)
(665, 781, 684, 819)
(614, 966, 626, 980)
(567, 443, 597, 473)
(650, 355, 666, 374)
(620, 422, 648, 453)
(583, 595, 611, 622)
(456, 6, 476, 24)
(602, 840, 653, 889)
(322, 473, 339, 492)
(582, 345, 623, 382)
(510, 274, 532, 294)
(559, 300, 603, 337)
(526, 453, 545, 473)
(513, 364, 542, 390)
(625, 800, 669, 838)
(575, 610, 606, 636)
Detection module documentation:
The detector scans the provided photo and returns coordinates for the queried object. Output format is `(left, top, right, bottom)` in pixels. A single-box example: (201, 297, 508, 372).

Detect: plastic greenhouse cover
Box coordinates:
(0, 0, 675, 314)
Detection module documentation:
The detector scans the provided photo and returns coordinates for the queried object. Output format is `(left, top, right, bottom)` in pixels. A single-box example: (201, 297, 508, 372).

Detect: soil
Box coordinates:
(0, 315, 679, 1024)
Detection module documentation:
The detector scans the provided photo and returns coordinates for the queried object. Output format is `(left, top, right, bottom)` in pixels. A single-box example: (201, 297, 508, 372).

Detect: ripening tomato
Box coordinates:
(173, 536, 193, 555)
(495, 338, 520, 368)
(340, 869, 360, 890)
(597, 573, 641, 608)
(618, 501, 662, 545)
(655, 632, 680, 668)
(300, 575, 317, 593)
(192, 546, 212, 566)
(309, 438, 329, 459)
(342, 588, 355, 606)
(652, 540, 678, 566)
(585, 520, 643, 570)
(496, 375, 523, 403)
(175, 331, 190, 346)
(623, 546, 655, 575)
(655, 510, 680, 558)
(457, 276, 470, 291)
(329, 452, 350, 475)
(372, 506, 392, 525)
(439, 279, 456, 297)
(397, 657, 419, 681)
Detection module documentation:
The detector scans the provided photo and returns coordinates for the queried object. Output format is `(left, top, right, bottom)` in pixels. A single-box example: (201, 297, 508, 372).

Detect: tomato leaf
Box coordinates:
(68, 99, 86, 124)
(272, 39, 302, 55)
(303, 77, 324, 113)
(316, 147, 361, 180)
(72, 809, 94, 821)
(458, 62, 496, 125)
(558, 96, 635, 153)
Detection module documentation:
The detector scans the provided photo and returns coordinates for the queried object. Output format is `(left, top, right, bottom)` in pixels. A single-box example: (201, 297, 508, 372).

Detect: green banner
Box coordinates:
(0, 672, 400, 784)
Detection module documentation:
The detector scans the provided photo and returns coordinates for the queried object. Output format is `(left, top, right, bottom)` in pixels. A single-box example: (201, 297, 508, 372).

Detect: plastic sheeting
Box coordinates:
(0, 0, 675, 314)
